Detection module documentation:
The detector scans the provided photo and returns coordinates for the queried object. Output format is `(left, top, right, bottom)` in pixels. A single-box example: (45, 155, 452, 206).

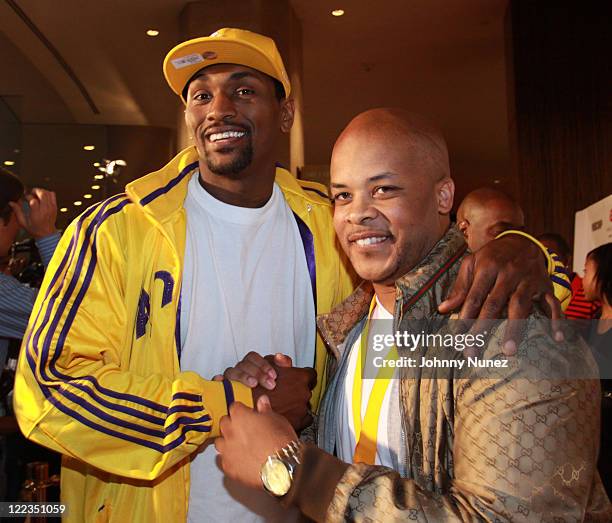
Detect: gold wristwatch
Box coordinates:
(260, 440, 303, 497)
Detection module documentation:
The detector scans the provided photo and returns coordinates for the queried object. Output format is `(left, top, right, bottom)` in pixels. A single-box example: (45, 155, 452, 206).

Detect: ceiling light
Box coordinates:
(91, 185, 101, 190)
(146, 29, 160, 37)
(94, 174, 104, 180)
(83, 194, 92, 199)
(493, 179, 501, 184)
(3, 160, 15, 166)
(332, 9, 345, 16)
(60, 207, 68, 213)
(83, 145, 95, 151)
(74, 201, 83, 206)
(93, 162, 100, 167)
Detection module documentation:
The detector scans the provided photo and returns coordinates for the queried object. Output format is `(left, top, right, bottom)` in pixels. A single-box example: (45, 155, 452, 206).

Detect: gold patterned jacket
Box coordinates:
(285, 226, 611, 522)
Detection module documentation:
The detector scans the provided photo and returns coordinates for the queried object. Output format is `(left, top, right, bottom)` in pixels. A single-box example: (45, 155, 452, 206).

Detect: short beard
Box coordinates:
(205, 142, 253, 176)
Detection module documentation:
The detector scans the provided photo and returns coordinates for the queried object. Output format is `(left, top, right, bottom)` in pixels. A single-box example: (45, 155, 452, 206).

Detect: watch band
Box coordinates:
(261, 440, 303, 497)
(278, 440, 303, 466)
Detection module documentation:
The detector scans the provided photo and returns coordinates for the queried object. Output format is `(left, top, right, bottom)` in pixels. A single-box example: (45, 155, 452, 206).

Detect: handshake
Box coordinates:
(213, 352, 316, 431)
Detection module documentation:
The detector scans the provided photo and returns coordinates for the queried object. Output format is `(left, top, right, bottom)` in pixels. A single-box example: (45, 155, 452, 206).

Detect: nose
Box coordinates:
(346, 194, 377, 224)
(206, 91, 237, 122)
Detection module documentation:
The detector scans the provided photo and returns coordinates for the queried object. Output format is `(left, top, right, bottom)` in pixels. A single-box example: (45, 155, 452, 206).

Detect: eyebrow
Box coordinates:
(191, 70, 263, 84)
(330, 171, 398, 188)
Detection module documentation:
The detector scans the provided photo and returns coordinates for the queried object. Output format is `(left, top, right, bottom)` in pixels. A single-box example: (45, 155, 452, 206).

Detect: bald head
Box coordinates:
(330, 108, 455, 285)
(334, 108, 451, 184)
(457, 188, 524, 252)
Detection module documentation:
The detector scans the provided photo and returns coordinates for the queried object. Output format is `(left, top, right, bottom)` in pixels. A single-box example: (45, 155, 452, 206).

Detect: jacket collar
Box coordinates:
(125, 146, 329, 223)
(317, 225, 467, 354)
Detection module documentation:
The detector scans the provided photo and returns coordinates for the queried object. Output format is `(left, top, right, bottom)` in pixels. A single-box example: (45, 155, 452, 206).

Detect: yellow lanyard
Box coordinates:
(352, 297, 398, 464)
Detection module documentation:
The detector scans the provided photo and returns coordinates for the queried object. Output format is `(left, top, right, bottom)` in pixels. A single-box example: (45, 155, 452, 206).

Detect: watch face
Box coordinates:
(261, 457, 292, 497)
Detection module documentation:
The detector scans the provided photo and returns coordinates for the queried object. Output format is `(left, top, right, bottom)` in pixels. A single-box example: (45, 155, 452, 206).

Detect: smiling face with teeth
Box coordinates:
(330, 109, 454, 291)
(184, 63, 294, 206)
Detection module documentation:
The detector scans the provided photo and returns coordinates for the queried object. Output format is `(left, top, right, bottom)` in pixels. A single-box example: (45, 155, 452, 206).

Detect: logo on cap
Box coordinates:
(171, 53, 205, 70)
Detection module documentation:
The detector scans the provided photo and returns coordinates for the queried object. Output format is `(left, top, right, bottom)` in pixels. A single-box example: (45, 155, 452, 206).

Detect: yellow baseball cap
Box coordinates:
(163, 28, 291, 102)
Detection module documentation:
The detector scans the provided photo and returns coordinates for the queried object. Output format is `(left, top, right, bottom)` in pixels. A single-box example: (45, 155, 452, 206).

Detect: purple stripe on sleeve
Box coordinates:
(172, 392, 201, 402)
(222, 379, 235, 407)
(66, 381, 166, 426)
(166, 404, 203, 416)
(164, 414, 211, 436)
(33, 197, 172, 414)
(162, 425, 212, 453)
(58, 387, 167, 438)
(27, 327, 211, 453)
(28, 198, 118, 356)
(47, 392, 167, 452)
(551, 274, 572, 290)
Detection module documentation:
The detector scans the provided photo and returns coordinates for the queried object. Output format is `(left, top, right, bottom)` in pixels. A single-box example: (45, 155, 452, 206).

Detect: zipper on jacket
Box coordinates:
(399, 373, 410, 478)
(395, 294, 411, 477)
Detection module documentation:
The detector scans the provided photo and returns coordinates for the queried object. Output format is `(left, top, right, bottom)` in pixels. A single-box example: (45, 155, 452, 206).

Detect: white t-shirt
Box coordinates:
(336, 297, 400, 467)
(180, 174, 314, 522)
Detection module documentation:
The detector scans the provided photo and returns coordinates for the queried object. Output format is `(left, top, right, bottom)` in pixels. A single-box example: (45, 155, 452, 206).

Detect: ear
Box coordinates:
(279, 98, 295, 134)
(436, 177, 454, 214)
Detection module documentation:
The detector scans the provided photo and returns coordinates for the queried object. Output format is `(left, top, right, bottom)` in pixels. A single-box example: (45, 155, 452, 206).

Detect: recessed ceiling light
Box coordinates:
(493, 179, 501, 184)
(83, 145, 95, 151)
(91, 185, 101, 190)
(74, 201, 83, 206)
(60, 207, 68, 213)
(83, 194, 93, 199)
(332, 9, 345, 16)
(146, 29, 160, 37)
(93, 162, 100, 167)
(3, 160, 15, 166)
(94, 174, 104, 180)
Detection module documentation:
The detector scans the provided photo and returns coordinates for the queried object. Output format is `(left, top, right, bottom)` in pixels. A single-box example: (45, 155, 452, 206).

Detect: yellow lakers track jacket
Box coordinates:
(14, 147, 355, 522)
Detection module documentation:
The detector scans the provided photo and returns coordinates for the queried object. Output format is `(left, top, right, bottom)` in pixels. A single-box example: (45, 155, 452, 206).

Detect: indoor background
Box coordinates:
(0, 0, 610, 245)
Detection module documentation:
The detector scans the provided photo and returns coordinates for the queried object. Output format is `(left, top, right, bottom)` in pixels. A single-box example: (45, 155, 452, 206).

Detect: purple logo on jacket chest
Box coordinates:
(135, 272, 175, 339)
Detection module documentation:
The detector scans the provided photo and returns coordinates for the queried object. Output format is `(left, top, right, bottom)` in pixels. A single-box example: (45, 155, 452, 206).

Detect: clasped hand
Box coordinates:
(214, 352, 316, 432)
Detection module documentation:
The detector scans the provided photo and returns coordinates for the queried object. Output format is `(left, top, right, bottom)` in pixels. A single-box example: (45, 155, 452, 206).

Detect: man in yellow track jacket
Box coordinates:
(14, 28, 354, 522)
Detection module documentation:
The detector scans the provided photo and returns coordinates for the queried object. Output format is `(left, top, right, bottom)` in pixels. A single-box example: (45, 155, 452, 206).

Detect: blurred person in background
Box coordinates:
(582, 242, 612, 495)
(0, 166, 60, 500)
(457, 189, 571, 311)
(539, 232, 601, 319)
(583, 243, 612, 330)
(456, 187, 525, 251)
(0, 168, 60, 384)
(0, 167, 60, 393)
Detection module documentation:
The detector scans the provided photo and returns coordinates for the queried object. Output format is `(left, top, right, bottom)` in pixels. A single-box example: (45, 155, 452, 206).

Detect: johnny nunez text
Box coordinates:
(372, 356, 509, 370)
